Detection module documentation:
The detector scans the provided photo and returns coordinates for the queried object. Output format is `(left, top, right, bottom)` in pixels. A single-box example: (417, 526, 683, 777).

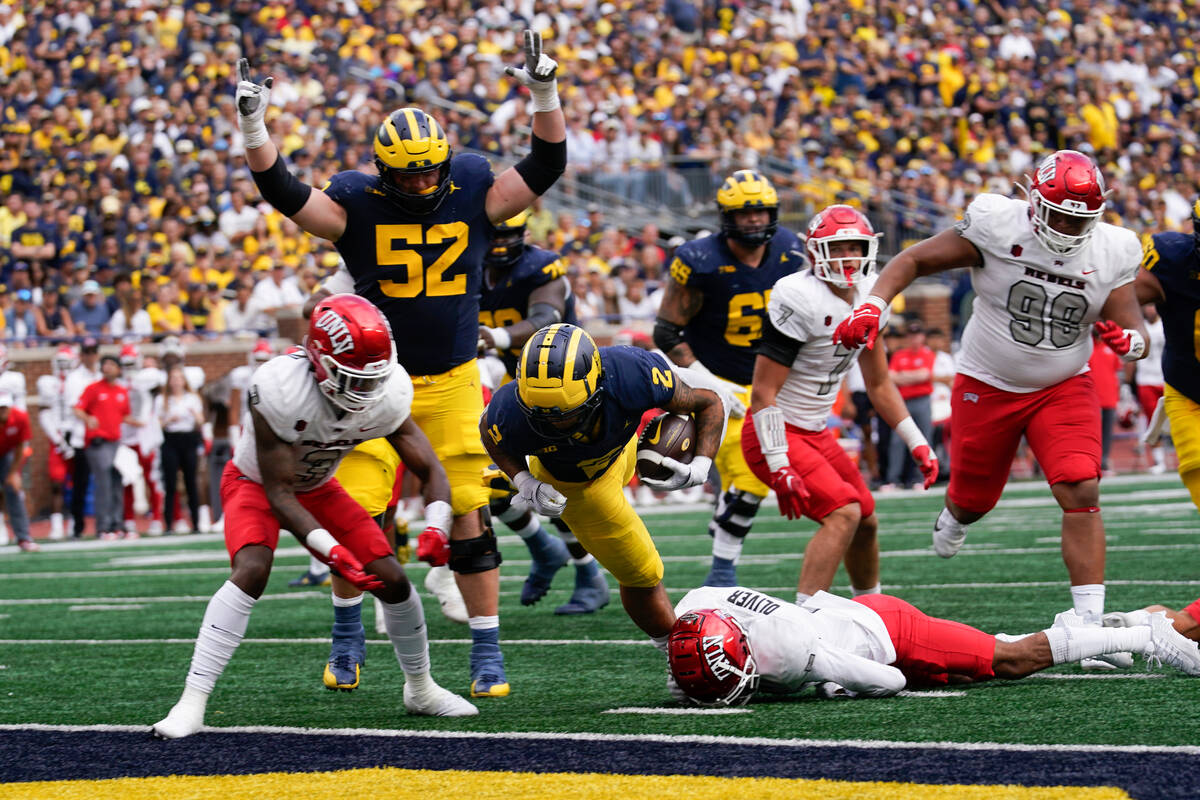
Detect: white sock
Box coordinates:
(50, 513, 64, 537)
(650, 634, 669, 655)
(1070, 584, 1106, 625)
(570, 554, 595, 567)
(711, 529, 745, 562)
(937, 507, 968, 534)
(467, 615, 499, 631)
(1043, 624, 1150, 664)
(382, 588, 431, 677)
(184, 581, 256, 694)
(796, 591, 811, 606)
(309, 554, 328, 575)
(852, 583, 882, 597)
(332, 592, 363, 608)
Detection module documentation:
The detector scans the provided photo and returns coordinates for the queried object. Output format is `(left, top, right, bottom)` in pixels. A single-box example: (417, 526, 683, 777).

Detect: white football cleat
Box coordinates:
(403, 680, 478, 717)
(424, 565, 468, 625)
(1103, 610, 1153, 629)
(1144, 611, 1200, 676)
(931, 508, 968, 558)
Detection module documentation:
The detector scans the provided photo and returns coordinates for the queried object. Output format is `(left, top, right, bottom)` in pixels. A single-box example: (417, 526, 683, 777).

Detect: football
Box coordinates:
(636, 412, 696, 482)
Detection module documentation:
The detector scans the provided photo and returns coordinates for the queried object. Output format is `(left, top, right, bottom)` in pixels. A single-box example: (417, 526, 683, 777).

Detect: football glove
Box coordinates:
(416, 527, 450, 567)
(235, 58, 273, 149)
(832, 296, 888, 350)
(769, 465, 810, 520)
(640, 454, 713, 492)
(1093, 320, 1146, 362)
(514, 470, 568, 517)
(911, 444, 939, 490)
(504, 29, 559, 112)
(327, 545, 384, 591)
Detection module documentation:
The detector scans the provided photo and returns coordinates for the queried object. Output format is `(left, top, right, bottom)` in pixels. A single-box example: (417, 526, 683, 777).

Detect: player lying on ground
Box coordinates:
(667, 585, 1200, 706)
(1105, 598, 1200, 642)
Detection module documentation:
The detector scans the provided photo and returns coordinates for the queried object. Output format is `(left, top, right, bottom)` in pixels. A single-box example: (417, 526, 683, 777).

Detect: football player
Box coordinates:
(0, 344, 28, 411)
(654, 170, 805, 587)
(478, 213, 609, 614)
(1129, 302, 1166, 474)
(744, 205, 937, 603)
(237, 28, 565, 698)
(35, 345, 78, 540)
(152, 295, 476, 739)
(835, 150, 1147, 648)
(668, 585, 1200, 707)
(1132, 198, 1200, 508)
(481, 324, 727, 646)
(119, 343, 164, 537)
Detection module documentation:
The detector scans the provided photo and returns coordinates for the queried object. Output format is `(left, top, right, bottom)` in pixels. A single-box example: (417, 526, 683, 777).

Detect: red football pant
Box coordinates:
(1138, 384, 1164, 424)
(854, 594, 996, 687)
(948, 372, 1101, 514)
(220, 462, 395, 566)
(123, 445, 163, 523)
(743, 415, 874, 522)
(48, 446, 71, 484)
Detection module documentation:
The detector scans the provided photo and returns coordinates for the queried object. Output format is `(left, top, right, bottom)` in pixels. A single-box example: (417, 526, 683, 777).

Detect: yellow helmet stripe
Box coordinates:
(536, 323, 563, 381)
(563, 325, 584, 387)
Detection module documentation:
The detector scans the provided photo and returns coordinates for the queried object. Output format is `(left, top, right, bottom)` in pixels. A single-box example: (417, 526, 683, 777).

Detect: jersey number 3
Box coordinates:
(376, 222, 469, 298)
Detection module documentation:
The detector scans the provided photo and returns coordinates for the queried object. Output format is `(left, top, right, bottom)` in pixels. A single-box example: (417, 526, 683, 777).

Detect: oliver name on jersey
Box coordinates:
(669, 228, 804, 386)
(322, 155, 496, 377)
(484, 347, 676, 483)
(234, 352, 414, 492)
(479, 245, 576, 377)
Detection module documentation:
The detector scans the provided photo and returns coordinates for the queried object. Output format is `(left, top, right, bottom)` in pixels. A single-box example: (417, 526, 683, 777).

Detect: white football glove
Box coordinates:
(640, 454, 712, 492)
(235, 57, 273, 149)
(513, 470, 567, 517)
(503, 29, 559, 112)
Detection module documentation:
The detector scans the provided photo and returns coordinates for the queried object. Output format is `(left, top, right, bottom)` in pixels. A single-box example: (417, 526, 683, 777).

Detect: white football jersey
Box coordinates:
(122, 367, 165, 450)
(233, 353, 414, 491)
(765, 270, 888, 431)
(955, 194, 1141, 393)
(0, 370, 27, 410)
(1136, 317, 1164, 386)
(35, 373, 72, 444)
(228, 363, 261, 421)
(676, 587, 905, 697)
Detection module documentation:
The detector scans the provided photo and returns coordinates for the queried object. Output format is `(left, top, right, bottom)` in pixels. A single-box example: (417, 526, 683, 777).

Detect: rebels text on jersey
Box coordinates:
(480, 245, 577, 377)
(954, 193, 1141, 393)
(233, 353, 414, 492)
(767, 270, 888, 431)
(1142, 232, 1200, 403)
(669, 228, 804, 386)
(484, 347, 676, 483)
(322, 155, 496, 377)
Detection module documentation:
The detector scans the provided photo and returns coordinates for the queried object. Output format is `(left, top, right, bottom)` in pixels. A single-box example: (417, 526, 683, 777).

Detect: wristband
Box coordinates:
(894, 416, 929, 453)
(306, 527, 338, 558)
(424, 500, 452, 533)
(864, 295, 889, 314)
(489, 327, 512, 351)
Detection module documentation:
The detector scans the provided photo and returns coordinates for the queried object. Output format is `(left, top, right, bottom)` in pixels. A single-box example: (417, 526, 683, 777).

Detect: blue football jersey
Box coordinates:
(483, 346, 677, 483)
(1143, 232, 1200, 403)
(480, 245, 577, 377)
(667, 228, 804, 385)
(323, 154, 496, 377)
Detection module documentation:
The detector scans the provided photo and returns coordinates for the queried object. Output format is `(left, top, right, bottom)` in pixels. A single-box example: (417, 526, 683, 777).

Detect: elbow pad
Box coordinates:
(653, 317, 687, 353)
(514, 134, 566, 196)
(251, 154, 312, 217)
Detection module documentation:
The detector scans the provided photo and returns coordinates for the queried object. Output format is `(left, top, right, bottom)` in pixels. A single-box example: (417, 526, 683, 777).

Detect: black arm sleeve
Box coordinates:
(251, 154, 313, 217)
(513, 134, 567, 196)
(757, 316, 802, 366)
(653, 317, 687, 353)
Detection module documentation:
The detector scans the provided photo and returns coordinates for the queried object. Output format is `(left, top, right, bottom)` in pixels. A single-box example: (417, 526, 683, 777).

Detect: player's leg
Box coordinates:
(853, 594, 996, 686)
(70, 447, 89, 538)
(844, 513, 880, 595)
(935, 375, 1027, 557)
(1163, 385, 1200, 510)
(141, 446, 164, 535)
(324, 573, 367, 691)
(46, 447, 67, 540)
(153, 464, 278, 739)
(1022, 607, 1200, 677)
(486, 470, 569, 606)
(1150, 602, 1200, 641)
(551, 518, 611, 615)
(705, 389, 769, 587)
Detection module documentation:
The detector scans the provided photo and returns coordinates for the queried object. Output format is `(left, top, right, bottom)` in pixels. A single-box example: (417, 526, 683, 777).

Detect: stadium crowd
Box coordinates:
(0, 0, 1194, 547)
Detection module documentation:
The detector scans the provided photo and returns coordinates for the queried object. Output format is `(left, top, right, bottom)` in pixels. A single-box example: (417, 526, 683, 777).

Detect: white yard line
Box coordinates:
(602, 707, 753, 715)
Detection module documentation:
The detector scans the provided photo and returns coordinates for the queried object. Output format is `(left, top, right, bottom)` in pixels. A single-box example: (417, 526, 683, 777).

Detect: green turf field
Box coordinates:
(1, 474, 1197, 748)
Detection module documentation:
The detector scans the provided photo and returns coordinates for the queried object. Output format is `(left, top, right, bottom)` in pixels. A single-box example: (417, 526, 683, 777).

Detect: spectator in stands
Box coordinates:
(883, 319, 937, 490)
(147, 283, 191, 337)
(69, 280, 111, 337)
(0, 390, 35, 551)
(155, 364, 204, 535)
(74, 354, 141, 540)
(222, 280, 264, 334)
(249, 263, 304, 332)
(110, 284, 152, 340)
(34, 289, 74, 340)
(4, 289, 37, 342)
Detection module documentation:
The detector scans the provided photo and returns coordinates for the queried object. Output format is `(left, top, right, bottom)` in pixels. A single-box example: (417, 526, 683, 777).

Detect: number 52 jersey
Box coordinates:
(233, 353, 414, 492)
(954, 193, 1141, 393)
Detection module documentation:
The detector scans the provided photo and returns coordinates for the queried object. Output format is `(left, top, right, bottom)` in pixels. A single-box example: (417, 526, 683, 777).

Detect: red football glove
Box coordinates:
(328, 544, 384, 591)
(911, 444, 939, 489)
(1093, 319, 1145, 362)
(416, 526, 451, 567)
(769, 465, 811, 520)
(832, 299, 885, 350)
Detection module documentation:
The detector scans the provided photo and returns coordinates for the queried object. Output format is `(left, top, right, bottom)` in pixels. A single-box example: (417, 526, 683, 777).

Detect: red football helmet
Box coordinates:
(251, 338, 273, 363)
(1028, 149, 1108, 257)
(667, 608, 759, 707)
(304, 294, 395, 413)
(119, 343, 141, 369)
(53, 344, 78, 375)
(806, 204, 881, 288)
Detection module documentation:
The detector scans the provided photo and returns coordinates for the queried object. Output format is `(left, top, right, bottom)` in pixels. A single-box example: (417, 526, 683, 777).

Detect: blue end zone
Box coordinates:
(3, 730, 1199, 799)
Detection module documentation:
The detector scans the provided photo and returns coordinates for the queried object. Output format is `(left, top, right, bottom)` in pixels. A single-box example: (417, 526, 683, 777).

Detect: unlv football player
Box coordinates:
(153, 295, 476, 739)
(833, 150, 1147, 657)
(743, 205, 937, 602)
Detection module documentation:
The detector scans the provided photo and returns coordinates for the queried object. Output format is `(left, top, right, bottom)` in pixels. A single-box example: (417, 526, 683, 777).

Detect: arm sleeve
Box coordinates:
(807, 645, 908, 697)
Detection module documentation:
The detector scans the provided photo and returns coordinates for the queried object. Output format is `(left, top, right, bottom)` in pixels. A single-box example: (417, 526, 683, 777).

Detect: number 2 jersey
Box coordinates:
(669, 228, 804, 386)
(233, 352, 414, 492)
(1142, 231, 1200, 403)
(480, 244, 576, 377)
(322, 155, 496, 377)
(954, 193, 1141, 393)
(766, 269, 888, 431)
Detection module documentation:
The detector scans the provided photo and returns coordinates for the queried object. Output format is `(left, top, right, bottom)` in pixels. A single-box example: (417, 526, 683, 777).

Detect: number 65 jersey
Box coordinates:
(955, 193, 1141, 393)
(766, 269, 888, 431)
(233, 353, 414, 492)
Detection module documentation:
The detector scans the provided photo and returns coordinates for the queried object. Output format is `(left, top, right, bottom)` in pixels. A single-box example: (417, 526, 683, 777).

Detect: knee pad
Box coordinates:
(450, 511, 503, 574)
(710, 488, 764, 538)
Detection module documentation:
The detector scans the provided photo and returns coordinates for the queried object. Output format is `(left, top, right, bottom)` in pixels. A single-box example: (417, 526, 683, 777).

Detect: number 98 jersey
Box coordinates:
(954, 193, 1141, 393)
(323, 155, 496, 377)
